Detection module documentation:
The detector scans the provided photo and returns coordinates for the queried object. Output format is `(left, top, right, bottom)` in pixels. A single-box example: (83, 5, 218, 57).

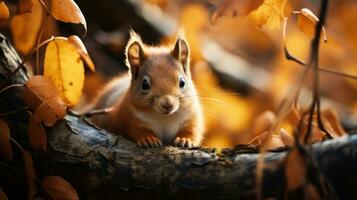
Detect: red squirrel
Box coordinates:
(89, 30, 204, 148)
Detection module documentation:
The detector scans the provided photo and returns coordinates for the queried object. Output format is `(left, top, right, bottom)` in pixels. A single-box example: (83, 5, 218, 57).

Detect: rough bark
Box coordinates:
(0, 33, 357, 200)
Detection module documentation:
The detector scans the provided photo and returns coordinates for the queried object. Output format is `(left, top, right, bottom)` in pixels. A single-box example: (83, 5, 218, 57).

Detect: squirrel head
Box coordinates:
(125, 30, 194, 116)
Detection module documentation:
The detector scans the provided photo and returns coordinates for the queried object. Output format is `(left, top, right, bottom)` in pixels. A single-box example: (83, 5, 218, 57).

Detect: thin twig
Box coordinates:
(283, 16, 357, 81)
(305, 0, 332, 142)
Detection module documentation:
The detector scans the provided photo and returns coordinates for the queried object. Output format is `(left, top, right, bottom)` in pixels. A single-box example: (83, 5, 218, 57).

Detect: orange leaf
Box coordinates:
(249, 0, 288, 30)
(22, 76, 66, 126)
(0, 118, 12, 162)
(285, 147, 306, 191)
(17, 0, 34, 14)
(251, 110, 275, 138)
(22, 150, 37, 199)
(296, 8, 327, 42)
(0, 1, 9, 22)
(42, 176, 79, 200)
(68, 35, 95, 72)
(297, 8, 318, 37)
(28, 113, 47, 151)
(280, 128, 294, 147)
(249, 131, 285, 150)
(211, 0, 264, 24)
(11, 0, 43, 54)
(50, 0, 87, 35)
(322, 108, 347, 137)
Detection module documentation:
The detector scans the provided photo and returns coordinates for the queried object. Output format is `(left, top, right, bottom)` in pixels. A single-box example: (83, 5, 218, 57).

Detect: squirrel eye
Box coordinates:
(179, 76, 185, 88)
(141, 76, 150, 91)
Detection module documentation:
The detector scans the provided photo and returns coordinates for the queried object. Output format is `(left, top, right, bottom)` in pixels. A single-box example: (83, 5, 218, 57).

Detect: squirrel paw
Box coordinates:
(137, 136, 162, 148)
(174, 137, 193, 148)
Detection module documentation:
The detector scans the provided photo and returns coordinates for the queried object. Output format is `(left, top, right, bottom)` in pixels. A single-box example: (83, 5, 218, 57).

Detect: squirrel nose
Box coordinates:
(159, 95, 176, 113)
(160, 102, 173, 111)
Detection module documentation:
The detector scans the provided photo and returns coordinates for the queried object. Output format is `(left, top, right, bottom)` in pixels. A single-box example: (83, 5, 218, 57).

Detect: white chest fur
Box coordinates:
(132, 108, 191, 144)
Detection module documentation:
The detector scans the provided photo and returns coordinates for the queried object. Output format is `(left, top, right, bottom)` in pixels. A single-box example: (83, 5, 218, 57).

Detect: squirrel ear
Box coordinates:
(172, 38, 190, 73)
(126, 40, 145, 79)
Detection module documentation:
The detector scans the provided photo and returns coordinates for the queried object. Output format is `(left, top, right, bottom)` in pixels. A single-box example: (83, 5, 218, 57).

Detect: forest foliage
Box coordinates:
(0, 0, 354, 199)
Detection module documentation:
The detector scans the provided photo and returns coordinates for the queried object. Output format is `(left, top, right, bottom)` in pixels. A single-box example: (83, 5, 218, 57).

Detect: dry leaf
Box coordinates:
(297, 8, 318, 36)
(11, 0, 43, 54)
(285, 147, 306, 191)
(280, 128, 294, 147)
(0, 1, 9, 22)
(322, 108, 347, 137)
(296, 8, 327, 42)
(44, 38, 85, 107)
(17, 0, 34, 14)
(249, 131, 285, 150)
(22, 150, 37, 199)
(50, 0, 87, 35)
(251, 110, 276, 137)
(0, 188, 9, 200)
(22, 75, 66, 126)
(211, 0, 264, 24)
(68, 35, 95, 72)
(250, 0, 288, 30)
(28, 113, 47, 151)
(0, 118, 12, 162)
(42, 176, 79, 200)
(266, 134, 285, 150)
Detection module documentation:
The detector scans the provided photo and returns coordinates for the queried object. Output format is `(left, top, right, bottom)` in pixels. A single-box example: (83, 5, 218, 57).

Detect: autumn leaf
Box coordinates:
(68, 35, 95, 72)
(0, 1, 9, 22)
(249, 131, 285, 150)
(11, 0, 43, 54)
(250, 0, 288, 30)
(28, 112, 47, 151)
(321, 108, 347, 137)
(50, 0, 87, 35)
(285, 147, 306, 191)
(280, 128, 294, 147)
(296, 8, 327, 41)
(17, 0, 34, 14)
(0, 118, 12, 161)
(22, 150, 37, 199)
(22, 75, 66, 126)
(44, 38, 85, 107)
(211, 0, 264, 24)
(251, 110, 275, 138)
(42, 176, 79, 200)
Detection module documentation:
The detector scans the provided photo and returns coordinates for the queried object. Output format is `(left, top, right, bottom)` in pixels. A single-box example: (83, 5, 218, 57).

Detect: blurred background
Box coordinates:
(6, 0, 357, 147)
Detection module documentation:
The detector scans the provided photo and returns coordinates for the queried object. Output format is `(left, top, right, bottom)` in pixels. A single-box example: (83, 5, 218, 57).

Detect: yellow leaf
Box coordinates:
(11, 0, 43, 54)
(211, 0, 264, 24)
(0, 1, 9, 22)
(44, 38, 85, 107)
(297, 8, 327, 41)
(68, 35, 95, 72)
(249, 0, 288, 30)
(50, 0, 87, 35)
(297, 8, 318, 36)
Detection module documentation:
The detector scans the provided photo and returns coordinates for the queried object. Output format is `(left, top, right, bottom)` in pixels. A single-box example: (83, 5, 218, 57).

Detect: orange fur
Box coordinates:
(89, 30, 204, 148)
